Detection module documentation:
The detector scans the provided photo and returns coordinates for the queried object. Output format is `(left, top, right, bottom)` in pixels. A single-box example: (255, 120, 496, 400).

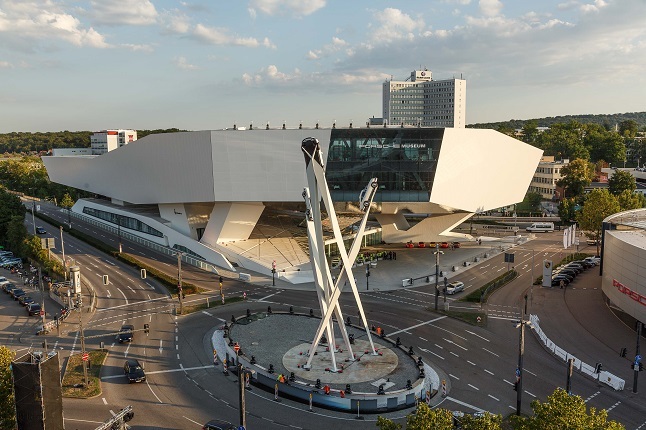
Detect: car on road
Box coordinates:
(445, 281, 465, 295)
(27, 303, 42, 316)
(202, 420, 237, 430)
(117, 324, 135, 343)
(35, 226, 47, 235)
(124, 359, 146, 383)
(18, 295, 34, 307)
(11, 288, 26, 300)
(4, 284, 18, 295)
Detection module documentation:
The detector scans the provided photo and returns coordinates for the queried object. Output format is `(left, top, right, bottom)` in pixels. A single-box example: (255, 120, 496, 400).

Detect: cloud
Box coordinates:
(248, 0, 326, 17)
(159, 9, 191, 34)
(0, 2, 110, 49)
(122, 43, 154, 52)
(0, 60, 13, 68)
(173, 56, 198, 70)
(88, 0, 158, 26)
(368, 8, 425, 44)
(193, 23, 275, 48)
(479, 0, 503, 17)
(580, 0, 608, 13)
(242, 65, 389, 90)
(306, 36, 348, 60)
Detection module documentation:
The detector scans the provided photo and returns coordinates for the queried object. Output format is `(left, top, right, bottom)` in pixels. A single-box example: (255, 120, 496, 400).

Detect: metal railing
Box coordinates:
(67, 209, 220, 274)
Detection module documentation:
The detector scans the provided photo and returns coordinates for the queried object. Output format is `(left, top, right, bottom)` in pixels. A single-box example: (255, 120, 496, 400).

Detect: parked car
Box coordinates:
(563, 264, 584, 273)
(445, 281, 465, 295)
(584, 256, 601, 266)
(124, 359, 146, 383)
(11, 289, 26, 300)
(429, 242, 437, 248)
(202, 420, 237, 430)
(18, 296, 34, 307)
(117, 324, 135, 343)
(35, 226, 47, 235)
(440, 242, 450, 248)
(405, 241, 414, 248)
(27, 303, 42, 316)
(572, 259, 594, 268)
(551, 277, 570, 287)
(453, 242, 461, 248)
(4, 284, 18, 295)
(417, 242, 426, 248)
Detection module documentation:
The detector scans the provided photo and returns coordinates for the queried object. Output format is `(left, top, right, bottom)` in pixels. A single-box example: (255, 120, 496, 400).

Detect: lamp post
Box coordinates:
(117, 215, 123, 253)
(515, 294, 532, 416)
(59, 226, 67, 280)
(434, 243, 444, 311)
(271, 260, 276, 286)
(31, 192, 37, 235)
(177, 252, 183, 315)
(366, 264, 370, 291)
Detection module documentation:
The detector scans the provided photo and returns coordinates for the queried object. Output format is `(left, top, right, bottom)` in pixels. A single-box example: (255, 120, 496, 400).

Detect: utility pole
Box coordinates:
(177, 252, 183, 315)
(634, 321, 642, 394)
(117, 215, 123, 253)
(566, 358, 574, 394)
(238, 364, 246, 428)
(31, 196, 37, 235)
(38, 266, 45, 329)
(78, 292, 89, 386)
(60, 226, 67, 280)
(434, 243, 441, 311)
(516, 294, 529, 416)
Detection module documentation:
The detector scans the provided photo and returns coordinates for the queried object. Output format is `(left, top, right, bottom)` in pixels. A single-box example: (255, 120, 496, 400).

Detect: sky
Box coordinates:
(1, 0, 645, 133)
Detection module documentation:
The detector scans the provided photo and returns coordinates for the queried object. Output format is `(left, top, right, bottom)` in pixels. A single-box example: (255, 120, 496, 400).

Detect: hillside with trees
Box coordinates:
(0, 128, 185, 154)
(468, 111, 646, 131)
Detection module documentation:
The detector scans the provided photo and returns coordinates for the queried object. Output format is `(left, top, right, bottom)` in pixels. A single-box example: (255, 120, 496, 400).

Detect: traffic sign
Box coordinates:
(515, 368, 521, 377)
(82, 353, 89, 361)
(636, 355, 642, 363)
(238, 426, 246, 430)
(234, 343, 240, 353)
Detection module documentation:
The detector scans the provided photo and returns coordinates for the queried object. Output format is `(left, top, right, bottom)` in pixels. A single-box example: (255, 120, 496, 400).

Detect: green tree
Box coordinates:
(537, 121, 589, 161)
(619, 120, 639, 139)
(511, 388, 624, 430)
(521, 120, 540, 145)
(577, 189, 620, 255)
(617, 190, 646, 211)
(0, 346, 16, 430)
(0, 188, 26, 247)
(585, 124, 626, 164)
(556, 159, 595, 198)
(608, 170, 636, 195)
(377, 403, 454, 430)
(558, 197, 577, 223)
(460, 412, 503, 430)
(60, 192, 74, 210)
(5, 216, 28, 256)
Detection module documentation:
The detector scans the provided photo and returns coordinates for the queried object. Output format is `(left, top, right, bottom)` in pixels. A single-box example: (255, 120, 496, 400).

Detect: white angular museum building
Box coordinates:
(43, 127, 542, 283)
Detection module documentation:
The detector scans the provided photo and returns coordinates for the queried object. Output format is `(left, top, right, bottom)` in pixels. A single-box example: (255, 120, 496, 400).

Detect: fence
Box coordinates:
(529, 314, 625, 391)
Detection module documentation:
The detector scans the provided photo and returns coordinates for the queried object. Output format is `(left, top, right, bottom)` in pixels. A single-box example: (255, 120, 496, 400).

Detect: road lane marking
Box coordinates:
(258, 291, 283, 301)
(146, 380, 163, 403)
(443, 338, 468, 351)
(102, 398, 107, 405)
(124, 344, 130, 357)
(117, 288, 128, 304)
(468, 384, 479, 391)
(444, 396, 484, 413)
(450, 351, 459, 357)
(467, 360, 476, 366)
(419, 347, 444, 360)
(390, 316, 448, 336)
(484, 369, 494, 376)
(449, 374, 460, 380)
(488, 394, 499, 401)
(465, 330, 490, 342)
(183, 417, 203, 426)
(97, 296, 168, 312)
(524, 390, 536, 397)
(482, 347, 500, 357)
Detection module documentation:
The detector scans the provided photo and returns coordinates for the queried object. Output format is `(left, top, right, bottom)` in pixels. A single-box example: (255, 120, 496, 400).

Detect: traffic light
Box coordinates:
(140, 269, 146, 279)
(144, 324, 150, 334)
(595, 363, 603, 373)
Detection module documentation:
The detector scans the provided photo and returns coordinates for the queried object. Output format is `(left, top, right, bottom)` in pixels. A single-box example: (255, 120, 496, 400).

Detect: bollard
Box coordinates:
(417, 356, 423, 366)
(231, 315, 236, 323)
(246, 309, 251, 318)
(268, 364, 275, 374)
(377, 384, 385, 395)
(315, 378, 321, 389)
(345, 384, 352, 394)
(419, 367, 425, 378)
(250, 355, 256, 365)
(268, 306, 272, 314)
(289, 372, 295, 382)
(408, 346, 414, 356)
(381, 329, 386, 339)
(396, 337, 401, 346)
(406, 379, 412, 390)
(289, 306, 294, 314)
(346, 316, 351, 326)
(309, 308, 314, 317)
(349, 333, 355, 345)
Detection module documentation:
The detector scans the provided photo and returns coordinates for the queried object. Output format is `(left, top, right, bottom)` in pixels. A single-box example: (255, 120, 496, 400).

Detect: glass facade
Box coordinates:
(82, 207, 164, 238)
(326, 128, 443, 202)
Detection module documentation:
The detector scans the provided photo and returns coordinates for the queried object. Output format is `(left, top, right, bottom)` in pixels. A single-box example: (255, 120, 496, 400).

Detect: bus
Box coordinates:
(526, 222, 555, 232)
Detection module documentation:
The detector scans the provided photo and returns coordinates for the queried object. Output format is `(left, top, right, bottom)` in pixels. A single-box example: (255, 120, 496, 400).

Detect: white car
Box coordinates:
(584, 256, 600, 266)
(445, 281, 465, 295)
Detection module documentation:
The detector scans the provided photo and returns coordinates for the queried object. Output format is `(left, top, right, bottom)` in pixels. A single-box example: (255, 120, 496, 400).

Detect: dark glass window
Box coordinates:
(326, 128, 443, 202)
(82, 207, 163, 237)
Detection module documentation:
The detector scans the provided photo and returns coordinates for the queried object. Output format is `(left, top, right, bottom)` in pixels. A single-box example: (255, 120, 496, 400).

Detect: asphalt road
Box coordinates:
(5, 203, 646, 429)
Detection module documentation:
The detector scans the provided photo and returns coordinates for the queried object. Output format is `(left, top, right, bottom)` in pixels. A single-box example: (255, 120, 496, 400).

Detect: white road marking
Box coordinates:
(159, 340, 163, 353)
(484, 369, 494, 376)
(97, 296, 168, 312)
(449, 374, 460, 380)
(488, 394, 499, 401)
(467, 360, 476, 366)
(450, 351, 459, 357)
(146, 380, 163, 403)
(444, 338, 468, 351)
(117, 288, 128, 304)
(419, 347, 444, 360)
(390, 316, 448, 336)
(127, 285, 135, 293)
(468, 384, 479, 391)
(524, 390, 536, 398)
(102, 398, 107, 405)
(465, 330, 490, 342)
(183, 416, 203, 426)
(482, 347, 500, 357)
(444, 396, 484, 413)
(258, 291, 282, 301)
(124, 344, 130, 357)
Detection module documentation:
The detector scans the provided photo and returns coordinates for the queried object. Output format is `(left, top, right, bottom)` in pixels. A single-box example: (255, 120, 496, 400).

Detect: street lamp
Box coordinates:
(30, 191, 37, 235)
(116, 214, 123, 253)
(515, 294, 533, 416)
(434, 243, 444, 310)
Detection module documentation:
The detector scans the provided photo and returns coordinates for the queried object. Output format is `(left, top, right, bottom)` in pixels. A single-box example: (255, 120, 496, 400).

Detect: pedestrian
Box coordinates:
(243, 291, 247, 300)
(393, 251, 397, 260)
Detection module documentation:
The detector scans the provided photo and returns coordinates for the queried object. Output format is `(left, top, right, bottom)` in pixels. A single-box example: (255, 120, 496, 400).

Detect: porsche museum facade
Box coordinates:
(43, 127, 542, 283)
(602, 208, 646, 323)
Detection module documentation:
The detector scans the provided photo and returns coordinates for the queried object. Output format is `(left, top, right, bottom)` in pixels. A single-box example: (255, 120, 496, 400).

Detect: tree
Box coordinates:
(536, 121, 589, 161)
(5, 216, 28, 256)
(619, 120, 639, 139)
(558, 197, 577, 224)
(556, 159, 595, 198)
(577, 189, 620, 255)
(521, 120, 540, 145)
(617, 190, 646, 211)
(0, 346, 16, 430)
(511, 388, 624, 430)
(460, 412, 503, 430)
(377, 403, 454, 430)
(585, 125, 626, 164)
(608, 170, 636, 196)
(60, 193, 74, 210)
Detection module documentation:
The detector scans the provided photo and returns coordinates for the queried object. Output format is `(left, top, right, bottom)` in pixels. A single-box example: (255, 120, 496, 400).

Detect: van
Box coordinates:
(525, 222, 555, 232)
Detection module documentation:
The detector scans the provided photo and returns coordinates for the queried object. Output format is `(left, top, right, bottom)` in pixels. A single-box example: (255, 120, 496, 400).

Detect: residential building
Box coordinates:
(529, 156, 569, 200)
(91, 129, 137, 155)
(382, 70, 466, 128)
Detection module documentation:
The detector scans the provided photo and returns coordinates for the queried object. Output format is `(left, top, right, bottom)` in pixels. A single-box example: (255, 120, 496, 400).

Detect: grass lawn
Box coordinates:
(182, 295, 245, 314)
(62, 349, 108, 398)
(438, 309, 487, 326)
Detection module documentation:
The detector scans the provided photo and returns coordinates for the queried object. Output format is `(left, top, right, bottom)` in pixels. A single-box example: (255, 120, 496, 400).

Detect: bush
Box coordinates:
(461, 270, 517, 303)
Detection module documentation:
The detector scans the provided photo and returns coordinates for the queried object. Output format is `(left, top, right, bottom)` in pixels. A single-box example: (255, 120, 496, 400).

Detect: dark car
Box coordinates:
(124, 359, 146, 383)
(27, 303, 42, 316)
(117, 324, 135, 343)
(11, 288, 26, 300)
(564, 263, 585, 273)
(3, 283, 17, 293)
(18, 295, 34, 306)
(558, 268, 578, 278)
(202, 420, 236, 430)
(36, 226, 47, 235)
(551, 277, 570, 287)
(553, 271, 574, 282)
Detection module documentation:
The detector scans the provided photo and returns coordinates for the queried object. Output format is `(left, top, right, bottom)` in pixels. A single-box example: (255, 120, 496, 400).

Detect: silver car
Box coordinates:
(445, 281, 465, 295)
